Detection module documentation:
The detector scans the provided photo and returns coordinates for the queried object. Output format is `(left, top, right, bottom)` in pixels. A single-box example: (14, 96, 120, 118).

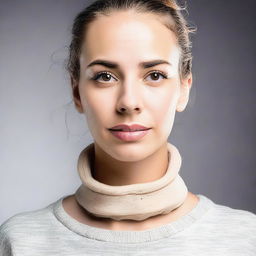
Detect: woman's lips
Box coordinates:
(109, 129, 151, 141)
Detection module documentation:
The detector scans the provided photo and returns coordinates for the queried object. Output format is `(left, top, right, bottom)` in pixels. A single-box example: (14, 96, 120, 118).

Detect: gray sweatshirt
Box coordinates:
(0, 194, 255, 255)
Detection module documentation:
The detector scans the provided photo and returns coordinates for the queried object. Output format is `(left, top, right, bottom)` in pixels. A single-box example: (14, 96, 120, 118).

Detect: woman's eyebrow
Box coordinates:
(86, 59, 172, 69)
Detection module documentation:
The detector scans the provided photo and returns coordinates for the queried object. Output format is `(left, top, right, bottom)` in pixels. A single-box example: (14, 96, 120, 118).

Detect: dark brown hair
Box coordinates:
(66, 0, 196, 89)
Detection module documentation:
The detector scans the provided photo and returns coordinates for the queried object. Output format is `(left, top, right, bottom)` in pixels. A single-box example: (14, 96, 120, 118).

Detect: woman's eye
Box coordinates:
(145, 71, 168, 82)
(91, 72, 117, 83)
(91, 70, 168, 84)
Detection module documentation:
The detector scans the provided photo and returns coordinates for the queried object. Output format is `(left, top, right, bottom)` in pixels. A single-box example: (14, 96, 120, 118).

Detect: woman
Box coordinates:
(1, 0, 255, 255)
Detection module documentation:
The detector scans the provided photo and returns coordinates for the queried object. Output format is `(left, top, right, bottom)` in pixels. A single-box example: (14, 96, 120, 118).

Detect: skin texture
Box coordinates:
(64, 9, 198, 231)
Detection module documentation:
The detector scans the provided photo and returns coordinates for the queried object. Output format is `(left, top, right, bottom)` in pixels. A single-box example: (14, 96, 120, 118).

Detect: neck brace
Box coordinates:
(75, 142, 188, 221)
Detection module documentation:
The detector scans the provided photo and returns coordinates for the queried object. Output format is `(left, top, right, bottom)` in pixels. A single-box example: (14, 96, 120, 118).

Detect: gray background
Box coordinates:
(0, 0, 255, 224)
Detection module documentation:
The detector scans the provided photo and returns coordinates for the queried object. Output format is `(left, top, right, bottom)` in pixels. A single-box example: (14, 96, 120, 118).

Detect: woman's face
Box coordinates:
(73, 10, 192, 162)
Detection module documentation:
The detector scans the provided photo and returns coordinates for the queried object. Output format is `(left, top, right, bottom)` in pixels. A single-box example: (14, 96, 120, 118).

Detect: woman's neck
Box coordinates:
(93, 142, 169, 186)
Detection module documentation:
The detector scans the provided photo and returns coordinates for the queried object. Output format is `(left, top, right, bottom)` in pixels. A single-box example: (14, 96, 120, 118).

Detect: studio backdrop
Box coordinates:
(0, 0, 255, 224)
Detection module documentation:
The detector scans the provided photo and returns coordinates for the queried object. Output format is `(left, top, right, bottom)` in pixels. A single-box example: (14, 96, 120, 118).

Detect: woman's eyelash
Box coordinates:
(91, 71, 115, 81)
(148, 70, 168, 79)
(91, 70, 168, 81)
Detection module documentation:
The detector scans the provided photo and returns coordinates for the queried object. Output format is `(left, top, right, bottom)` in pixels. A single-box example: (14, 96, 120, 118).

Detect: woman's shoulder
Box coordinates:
(200, 194, 256, 234)
(211, 197, 256, 221)
(0, 196, 65, 255)
(0, 197, 60, 241)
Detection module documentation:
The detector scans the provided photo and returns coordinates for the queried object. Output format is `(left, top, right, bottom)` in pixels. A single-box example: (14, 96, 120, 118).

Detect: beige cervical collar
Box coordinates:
(75, 142, 188, 221)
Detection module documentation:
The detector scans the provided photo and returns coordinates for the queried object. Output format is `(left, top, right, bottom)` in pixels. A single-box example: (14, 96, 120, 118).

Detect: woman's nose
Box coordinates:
(116, 80, 143, 115)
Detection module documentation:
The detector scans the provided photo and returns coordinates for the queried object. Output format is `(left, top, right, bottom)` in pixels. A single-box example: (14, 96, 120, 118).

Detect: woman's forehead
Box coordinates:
(81, 10, 180, 68)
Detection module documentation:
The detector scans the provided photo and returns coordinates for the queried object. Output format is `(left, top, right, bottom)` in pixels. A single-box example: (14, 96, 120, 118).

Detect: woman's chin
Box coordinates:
(106, 143, 157, 163)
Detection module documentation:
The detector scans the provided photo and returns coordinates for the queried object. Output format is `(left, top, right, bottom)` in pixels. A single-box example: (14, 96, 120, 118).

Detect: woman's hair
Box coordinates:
(66, 0, 196, 88)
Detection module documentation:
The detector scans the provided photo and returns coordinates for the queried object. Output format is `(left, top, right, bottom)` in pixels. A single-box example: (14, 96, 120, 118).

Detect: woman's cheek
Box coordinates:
(83, 91, 114, 128)
(156, 91, 179, 135)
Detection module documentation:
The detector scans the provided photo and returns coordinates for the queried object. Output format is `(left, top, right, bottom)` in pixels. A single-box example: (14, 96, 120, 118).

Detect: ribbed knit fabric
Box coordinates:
(54, 194, 209, 243)
(1, 194, 256, 255)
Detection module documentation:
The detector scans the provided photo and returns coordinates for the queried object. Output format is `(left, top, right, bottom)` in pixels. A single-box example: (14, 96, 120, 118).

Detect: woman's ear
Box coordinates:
(176, 73, 193, 112)
(71, 77, 84, 113)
